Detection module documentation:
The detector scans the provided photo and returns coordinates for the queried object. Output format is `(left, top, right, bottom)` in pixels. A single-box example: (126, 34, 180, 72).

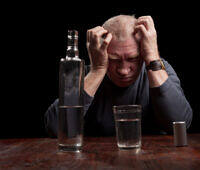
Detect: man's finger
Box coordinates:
(137, 16, 153, 21)
(87, 29, 90, 43)
(137, 16, 155, 28)
(101, 33, 112, 50)
(88, 27, 108, 47)
(134, 25, 148, 37)
(95, 29, 108, 37)
(90, 26, 105, 37)
(136, 20, 149, 31)
(92, 26, 103, 32)
(87, 26, 102, 42)
(96, 29, 108, 46)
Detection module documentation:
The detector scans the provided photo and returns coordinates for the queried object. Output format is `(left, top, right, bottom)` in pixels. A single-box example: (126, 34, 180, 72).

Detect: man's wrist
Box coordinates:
(144, 54, 160, 66)
(84, 68, 106, 97)
(146, 59, 166, 71)
(90, 67, 107, 76)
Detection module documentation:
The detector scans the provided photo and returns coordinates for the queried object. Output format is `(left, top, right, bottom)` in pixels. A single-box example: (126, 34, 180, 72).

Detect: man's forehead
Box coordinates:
(108, 38, 138, 50)
(107, 38, 139, 58)
(110, 37, 137, 46)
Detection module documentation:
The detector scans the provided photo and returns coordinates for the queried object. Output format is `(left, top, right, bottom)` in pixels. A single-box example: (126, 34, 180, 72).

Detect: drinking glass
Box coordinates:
(113, 105, 142, 149)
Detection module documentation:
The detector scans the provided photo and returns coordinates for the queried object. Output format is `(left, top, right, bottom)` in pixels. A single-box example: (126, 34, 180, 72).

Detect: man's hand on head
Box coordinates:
(87, 26, 112, 75)
(133, 16, 168, 88)
(85, 26, 112, 97)
(134, 16, 160, 66)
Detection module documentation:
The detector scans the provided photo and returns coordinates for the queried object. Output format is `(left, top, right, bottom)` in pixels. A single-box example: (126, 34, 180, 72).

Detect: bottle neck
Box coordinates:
(66, 45, 79, 59)
(66, 34, 79, 58)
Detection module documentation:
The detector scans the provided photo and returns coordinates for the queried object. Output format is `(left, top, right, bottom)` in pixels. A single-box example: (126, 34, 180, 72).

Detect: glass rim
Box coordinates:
(113, 104, 142, 109)
(173, 121, 185, 124)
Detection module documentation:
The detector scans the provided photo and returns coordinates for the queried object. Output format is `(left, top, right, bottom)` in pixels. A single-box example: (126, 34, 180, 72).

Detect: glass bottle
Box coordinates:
(58, 30, 85, 152)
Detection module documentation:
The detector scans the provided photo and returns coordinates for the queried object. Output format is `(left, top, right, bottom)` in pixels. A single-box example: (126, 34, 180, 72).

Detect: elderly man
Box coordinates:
(45, 15, 192, 137)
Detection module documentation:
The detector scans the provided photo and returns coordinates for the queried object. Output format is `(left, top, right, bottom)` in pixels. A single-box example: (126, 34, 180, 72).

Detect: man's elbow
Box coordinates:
(185, 106, 193, 130)
(44, 112, 58, 138)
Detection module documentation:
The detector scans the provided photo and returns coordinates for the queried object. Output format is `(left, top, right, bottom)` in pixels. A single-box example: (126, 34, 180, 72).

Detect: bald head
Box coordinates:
(102, 15, 136, 41)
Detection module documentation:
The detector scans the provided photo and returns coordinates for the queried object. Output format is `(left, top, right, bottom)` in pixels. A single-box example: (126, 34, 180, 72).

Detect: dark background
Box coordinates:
(1, 6, 199, 138)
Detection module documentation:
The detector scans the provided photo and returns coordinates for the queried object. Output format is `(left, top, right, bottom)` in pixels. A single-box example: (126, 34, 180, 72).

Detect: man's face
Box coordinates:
(107, 38, 143, 87)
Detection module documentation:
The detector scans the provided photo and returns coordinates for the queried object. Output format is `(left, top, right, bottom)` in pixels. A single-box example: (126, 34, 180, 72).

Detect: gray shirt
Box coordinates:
(44, 59, 193, 137)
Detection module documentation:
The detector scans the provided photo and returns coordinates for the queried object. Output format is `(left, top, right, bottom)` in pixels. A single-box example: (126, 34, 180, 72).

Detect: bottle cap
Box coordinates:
(67, 30, 78, 47)
(173, 121, 187, 147)
(68, 30, 78, 39)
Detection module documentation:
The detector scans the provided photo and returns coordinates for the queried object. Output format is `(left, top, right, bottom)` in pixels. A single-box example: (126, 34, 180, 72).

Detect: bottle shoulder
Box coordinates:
(60, 57, 84, 62)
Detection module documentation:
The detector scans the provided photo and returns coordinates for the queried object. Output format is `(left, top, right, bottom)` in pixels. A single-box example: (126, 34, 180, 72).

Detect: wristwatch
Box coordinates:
(146, 59, 166, 71)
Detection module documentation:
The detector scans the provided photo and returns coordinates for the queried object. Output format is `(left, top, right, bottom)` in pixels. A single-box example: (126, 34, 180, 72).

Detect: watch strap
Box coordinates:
(146, 59, 165, 71)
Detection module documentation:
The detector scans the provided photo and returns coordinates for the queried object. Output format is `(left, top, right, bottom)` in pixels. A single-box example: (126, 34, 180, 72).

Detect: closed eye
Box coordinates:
(108, 54, 120, 60)
(127, 57, 140, 62)
(109, 58, 121, 63)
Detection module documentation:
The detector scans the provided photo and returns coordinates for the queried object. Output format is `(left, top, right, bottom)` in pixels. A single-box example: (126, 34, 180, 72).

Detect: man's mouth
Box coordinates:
(118, 77, 133, 81)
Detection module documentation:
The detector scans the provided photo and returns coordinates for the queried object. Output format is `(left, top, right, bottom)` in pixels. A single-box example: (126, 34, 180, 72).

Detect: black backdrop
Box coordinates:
(1, 6, 199, 138)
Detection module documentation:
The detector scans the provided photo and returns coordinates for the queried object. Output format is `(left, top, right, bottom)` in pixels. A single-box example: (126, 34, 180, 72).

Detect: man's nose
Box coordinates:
(117, 63, 130, 76)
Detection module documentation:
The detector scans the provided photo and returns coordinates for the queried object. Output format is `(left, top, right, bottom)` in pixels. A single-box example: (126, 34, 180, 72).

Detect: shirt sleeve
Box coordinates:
(83, 64, 94, 115)
(44, 99, 59, 138)
(149, 59, 193, 133)
(44, 91, 94, 137)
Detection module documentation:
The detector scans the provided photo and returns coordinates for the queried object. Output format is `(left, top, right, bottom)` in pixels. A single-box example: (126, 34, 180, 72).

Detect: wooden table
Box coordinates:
(0, 134, 200, 169)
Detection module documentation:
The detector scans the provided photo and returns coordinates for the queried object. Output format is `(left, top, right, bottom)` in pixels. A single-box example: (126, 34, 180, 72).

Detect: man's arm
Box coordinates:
(44, 99, 59, 137)
(149, 59, 193, 132)
(84, 26, 112, 96)
(134, 16, 169, 88)
(134, 16, 192, 131)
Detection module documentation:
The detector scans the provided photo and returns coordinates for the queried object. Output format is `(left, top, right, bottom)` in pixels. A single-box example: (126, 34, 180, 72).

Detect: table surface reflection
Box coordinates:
(0, 134, 200, 169)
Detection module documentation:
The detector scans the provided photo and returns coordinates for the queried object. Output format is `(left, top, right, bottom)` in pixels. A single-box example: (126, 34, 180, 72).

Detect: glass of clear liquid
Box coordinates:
(113, 105, 142, 149)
